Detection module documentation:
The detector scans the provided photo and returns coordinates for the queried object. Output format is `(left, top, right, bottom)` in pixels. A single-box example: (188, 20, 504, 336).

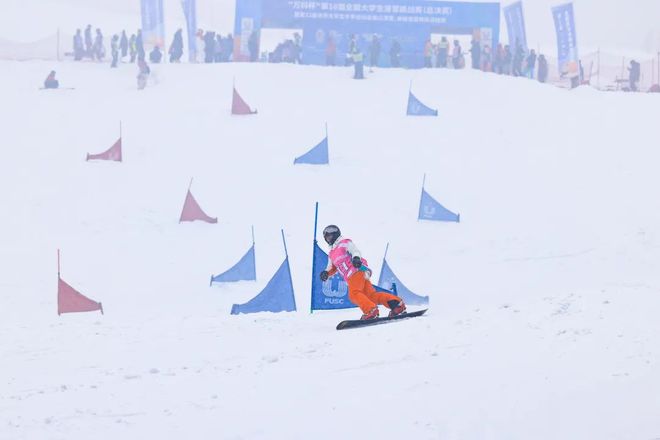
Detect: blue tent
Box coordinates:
(418, 176, 460, 222)
(309, 203, 395, 311)
(407, 90, 438, 116)
(294, 126, 329, 165)
(210, 231, 256, 284)
(377, 245, 429, 306)
(230, 230, 296, 314)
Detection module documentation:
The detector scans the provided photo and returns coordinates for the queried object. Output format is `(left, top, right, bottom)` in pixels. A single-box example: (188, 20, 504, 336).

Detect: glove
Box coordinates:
(352, 256, 362, 269)
(320, 270, 329, 282)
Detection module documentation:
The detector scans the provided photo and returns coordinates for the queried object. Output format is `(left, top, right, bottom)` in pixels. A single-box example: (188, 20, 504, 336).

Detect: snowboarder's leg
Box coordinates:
(362, 281, 404, 313)
(347, 272, 377, 314)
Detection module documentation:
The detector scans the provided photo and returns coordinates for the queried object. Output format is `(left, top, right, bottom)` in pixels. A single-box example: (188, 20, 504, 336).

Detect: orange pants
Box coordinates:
(347, 271, 401, 313)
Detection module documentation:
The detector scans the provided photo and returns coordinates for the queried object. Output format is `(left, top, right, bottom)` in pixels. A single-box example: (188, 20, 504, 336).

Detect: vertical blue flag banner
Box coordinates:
(141, 0, 165, 49)
(210, 244, 256, 284)
(504, 1, 528, 53)
(378, 259, 429, 306)
(181, 0, 197, 62)
(231, 231, 296, 314)
(418, 188, 460, 222)
(407, 91, 438, 116)
(552, 2, 579, 75)
(294, 136, 329, 165)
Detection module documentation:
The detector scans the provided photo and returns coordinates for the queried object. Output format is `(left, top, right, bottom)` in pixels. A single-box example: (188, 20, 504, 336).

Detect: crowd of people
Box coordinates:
(67, 26, 653, 92)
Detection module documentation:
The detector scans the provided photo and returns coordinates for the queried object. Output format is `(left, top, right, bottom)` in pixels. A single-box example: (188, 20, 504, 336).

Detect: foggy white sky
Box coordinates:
(2, 0, 659, 53)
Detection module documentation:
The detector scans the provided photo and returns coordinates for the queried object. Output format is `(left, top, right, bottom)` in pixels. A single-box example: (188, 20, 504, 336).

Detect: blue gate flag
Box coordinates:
(378, 259, 429, 306)
(181, 0, 197, 62)
(419, 188, 460, 222)
(141, 0, 165, 49)
(407, 91, 438, 116)
(294, 136, 329, 165)
(231, 230, 296, 314)
(504, 1, 528, 53)
(210, 244, 256, 284)
(552, 2, 579, 75)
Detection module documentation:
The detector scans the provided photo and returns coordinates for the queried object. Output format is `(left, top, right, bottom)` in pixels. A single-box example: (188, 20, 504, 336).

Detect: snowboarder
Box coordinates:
(319, 225, 406, 320)
(43, 70, 59, 89)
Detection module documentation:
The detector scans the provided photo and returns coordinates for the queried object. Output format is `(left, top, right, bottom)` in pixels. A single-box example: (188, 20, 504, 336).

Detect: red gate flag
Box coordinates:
(232, 87, 257, 115)
(87, 138, 122, 162)
(179, 189, 217, 223)
(57, 251, 103, 315)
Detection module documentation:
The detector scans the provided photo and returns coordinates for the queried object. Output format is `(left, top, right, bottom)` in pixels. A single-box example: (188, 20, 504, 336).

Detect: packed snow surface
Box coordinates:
(1, 60, 659, 439)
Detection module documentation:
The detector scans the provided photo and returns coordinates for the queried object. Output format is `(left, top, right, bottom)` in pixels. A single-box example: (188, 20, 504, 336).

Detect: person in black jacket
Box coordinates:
(628, 60, 641, 91)
(93, 28, 104, 61)
(149, 45, 162, 63)
(537, 54, 548, 83)
(73, 29, 84, 61)
(248, 30, 259, 62)
(525, 49, 537, 78)
(370, 34, 380, 67)
(389, 39, 401, 67)
(44, 71, 59, 89)
(136, 30, 145, 61)
(169, 29, 184, 62)
(110, 34, 119, 68)
(120, 30, 128, 60)
(84, 25, 93, 58)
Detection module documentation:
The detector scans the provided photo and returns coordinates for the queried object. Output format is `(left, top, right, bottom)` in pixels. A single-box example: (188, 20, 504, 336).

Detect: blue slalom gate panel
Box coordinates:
(210, 244, 256, 284)
(231, 257, 296, 314)
(418, 188, 460, 222)
(407, 91, 438, 116)
(294, 136, 329, 165)
(378, 259, 429, 306)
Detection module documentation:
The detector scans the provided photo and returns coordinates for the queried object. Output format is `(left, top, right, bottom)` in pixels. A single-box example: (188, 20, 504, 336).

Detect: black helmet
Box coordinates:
(322, 225, 341, 246)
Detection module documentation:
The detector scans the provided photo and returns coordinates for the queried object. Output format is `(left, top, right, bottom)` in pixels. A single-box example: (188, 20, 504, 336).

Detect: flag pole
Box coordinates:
(281, 229, 297, 311)
(418, 174, 426, 222)
(310, 202, 319, 314)
(57, 249, 61, 277)
(119, 120, 122, 139)
(251, 225, 255, 244)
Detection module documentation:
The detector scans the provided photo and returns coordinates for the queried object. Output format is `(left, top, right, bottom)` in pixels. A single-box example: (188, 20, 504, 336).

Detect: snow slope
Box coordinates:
(1, 59, 660, 439)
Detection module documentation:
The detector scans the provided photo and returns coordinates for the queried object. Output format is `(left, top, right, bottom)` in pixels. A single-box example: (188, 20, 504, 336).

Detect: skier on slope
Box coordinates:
(319, 225, 406, 320)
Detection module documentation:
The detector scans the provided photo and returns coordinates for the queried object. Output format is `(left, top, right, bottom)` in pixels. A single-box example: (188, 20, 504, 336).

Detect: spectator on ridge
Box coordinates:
(149, 45, 162, 64)
(44, 70, 59, 89)
(248, 30, 259, 62)
(325, 35, 336, 66)
(84, 25, 93, 58)
(537, 54, 548, 83)
(169, 29, 183, 62)
(436, 36, 448, 68)
(526, 49, 537, 79)
(120, 30, 128, 60)
(129, 33, 137, 63)
(370, 34, 380, 67)
(389, 39, 401, 67)
(110, 34, 119, 68)
(423, 39, 433, 68)
(470, 38, 481, 70)
(628, 60, 641, 91)
(136, 30, 145, 61)
(93, 28, 104, 61)
(73, 29, 84, 61)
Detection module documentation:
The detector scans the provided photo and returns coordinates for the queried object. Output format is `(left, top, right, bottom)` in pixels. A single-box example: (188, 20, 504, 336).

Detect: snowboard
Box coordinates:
(336, 308, 428, 330)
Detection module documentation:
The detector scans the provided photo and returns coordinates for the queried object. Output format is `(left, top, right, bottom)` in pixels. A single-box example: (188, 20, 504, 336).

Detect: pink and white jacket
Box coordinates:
(326, 236, 370, 282)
